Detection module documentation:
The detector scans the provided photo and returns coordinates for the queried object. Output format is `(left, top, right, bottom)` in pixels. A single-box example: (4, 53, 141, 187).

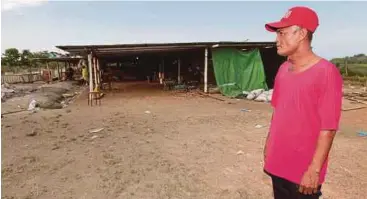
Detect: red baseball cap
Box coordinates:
(265, 6, 319, 33)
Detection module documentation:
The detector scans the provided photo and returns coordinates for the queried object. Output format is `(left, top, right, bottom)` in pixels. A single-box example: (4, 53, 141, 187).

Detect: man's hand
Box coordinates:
(299, 166, 320, 195)
(299, 130, 336, 195)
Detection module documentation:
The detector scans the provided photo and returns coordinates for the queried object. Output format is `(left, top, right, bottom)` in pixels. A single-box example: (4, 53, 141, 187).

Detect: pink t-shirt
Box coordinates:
(264, 58, 343, 185)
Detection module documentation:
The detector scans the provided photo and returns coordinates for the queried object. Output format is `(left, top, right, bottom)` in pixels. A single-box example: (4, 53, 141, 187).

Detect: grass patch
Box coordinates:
(338, 64, 367, 77)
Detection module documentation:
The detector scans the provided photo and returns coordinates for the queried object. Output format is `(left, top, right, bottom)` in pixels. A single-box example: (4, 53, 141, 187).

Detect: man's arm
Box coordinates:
(264, 113, 274, 161)
(299, 130, 336, 195)
(299, 64, 342, 195)
(309, 130, 336, 172)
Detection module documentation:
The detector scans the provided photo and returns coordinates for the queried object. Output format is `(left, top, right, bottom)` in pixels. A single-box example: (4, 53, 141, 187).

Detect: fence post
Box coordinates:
(344, 57, 348, 76)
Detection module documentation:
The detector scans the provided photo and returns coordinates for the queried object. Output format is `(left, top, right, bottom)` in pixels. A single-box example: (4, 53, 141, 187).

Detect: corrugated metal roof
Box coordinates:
(56, 41, 276, 56)
(31, 57, 83, 62)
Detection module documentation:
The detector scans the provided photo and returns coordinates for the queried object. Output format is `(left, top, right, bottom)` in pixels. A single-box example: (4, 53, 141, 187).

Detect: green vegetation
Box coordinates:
(1, 48, 59, 73)
(331, 53, 367, 65)
(330, 54, 367, 80)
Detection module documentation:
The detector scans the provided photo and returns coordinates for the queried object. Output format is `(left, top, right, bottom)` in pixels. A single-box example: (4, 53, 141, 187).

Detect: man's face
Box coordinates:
(275, 26, 302, 56)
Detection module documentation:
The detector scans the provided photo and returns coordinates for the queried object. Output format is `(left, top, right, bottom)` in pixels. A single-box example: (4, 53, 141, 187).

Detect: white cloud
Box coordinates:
(1, 0, 47, 12)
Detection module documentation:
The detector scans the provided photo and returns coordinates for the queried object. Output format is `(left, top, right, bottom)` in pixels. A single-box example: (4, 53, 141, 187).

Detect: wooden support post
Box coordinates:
(204, 48, 208, 93)
(46, 61, 51, 83)
(96, 59, 101, 85)
(162, 59, 165, 84)
(57, 62, 61, 81)
(64, 61, 67, 76)
(93, 57, 98, 89)
(159, 58, 165, 84)
(67, 62, 71, 80)
(159, 63, 162, 84)
(29, 62, 33, 83)
(88, 53, 93, 93)
(178, 58, 181, 84)
(345, 57, 349, 76)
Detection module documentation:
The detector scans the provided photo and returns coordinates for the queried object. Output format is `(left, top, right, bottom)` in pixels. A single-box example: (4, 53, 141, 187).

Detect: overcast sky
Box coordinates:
(1, 1, 366, 59)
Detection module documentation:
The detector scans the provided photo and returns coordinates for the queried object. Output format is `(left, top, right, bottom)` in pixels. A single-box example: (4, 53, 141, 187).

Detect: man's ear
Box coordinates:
(299, 28, 308, 42)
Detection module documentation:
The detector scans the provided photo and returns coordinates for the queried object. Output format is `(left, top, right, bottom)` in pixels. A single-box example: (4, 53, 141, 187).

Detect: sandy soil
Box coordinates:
(1, 82, 367, 199)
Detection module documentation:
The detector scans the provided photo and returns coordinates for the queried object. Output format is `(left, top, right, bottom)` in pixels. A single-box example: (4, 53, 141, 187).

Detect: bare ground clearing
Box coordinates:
(2, 82, 366, 199)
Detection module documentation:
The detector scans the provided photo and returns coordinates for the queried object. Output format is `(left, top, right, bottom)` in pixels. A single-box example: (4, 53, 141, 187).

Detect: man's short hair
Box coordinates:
(294, 25, 313, 42)
(307, 30, 313, 42)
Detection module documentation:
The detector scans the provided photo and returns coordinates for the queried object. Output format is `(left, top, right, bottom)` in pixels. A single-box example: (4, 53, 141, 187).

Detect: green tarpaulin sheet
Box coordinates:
(212, 48, 268, 97)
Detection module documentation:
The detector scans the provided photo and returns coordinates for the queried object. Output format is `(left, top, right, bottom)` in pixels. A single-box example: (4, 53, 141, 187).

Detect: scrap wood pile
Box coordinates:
(344, 88, 367, 105)
(342, 87, 367, 111)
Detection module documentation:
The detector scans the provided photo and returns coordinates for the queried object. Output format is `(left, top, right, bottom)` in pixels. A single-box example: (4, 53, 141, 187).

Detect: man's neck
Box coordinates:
(288, 50, 316, 67)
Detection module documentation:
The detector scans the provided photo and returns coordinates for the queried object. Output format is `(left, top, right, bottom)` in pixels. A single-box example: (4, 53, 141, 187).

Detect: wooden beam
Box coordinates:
(204, 48, 208, 93)
(342, 106, 367, 111)
(345, 97, 367, 105)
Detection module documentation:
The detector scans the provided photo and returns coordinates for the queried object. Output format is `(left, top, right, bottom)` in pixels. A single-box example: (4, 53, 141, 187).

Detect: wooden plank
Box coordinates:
(342, 106, 367, 111)
(198, 92, 225, 101)
(345, 97, 367, 105)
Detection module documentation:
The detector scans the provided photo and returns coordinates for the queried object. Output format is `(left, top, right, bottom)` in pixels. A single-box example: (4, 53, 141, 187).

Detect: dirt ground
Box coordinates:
(1, 82, 367, 199)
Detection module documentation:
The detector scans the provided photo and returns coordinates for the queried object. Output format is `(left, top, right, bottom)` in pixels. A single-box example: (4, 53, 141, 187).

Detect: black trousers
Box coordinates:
(267, 172, 322, 199)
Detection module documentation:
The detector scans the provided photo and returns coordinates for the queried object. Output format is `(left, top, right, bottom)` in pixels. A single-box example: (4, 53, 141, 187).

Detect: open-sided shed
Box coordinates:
(56, 41, 285, 98)
(31, 57, 83, 82)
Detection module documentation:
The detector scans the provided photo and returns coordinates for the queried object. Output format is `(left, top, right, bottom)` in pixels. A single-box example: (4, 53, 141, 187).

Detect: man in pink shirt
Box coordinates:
(263, 6, 343, 199)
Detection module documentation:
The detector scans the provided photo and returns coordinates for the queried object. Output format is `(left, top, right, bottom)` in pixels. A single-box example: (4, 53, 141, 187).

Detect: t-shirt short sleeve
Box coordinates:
(271, 79, 279, 108)
(271, 62, 288, 108)
(317, 63, 343, 130)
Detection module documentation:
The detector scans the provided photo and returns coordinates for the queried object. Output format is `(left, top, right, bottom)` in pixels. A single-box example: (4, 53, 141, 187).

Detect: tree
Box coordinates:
(32, 51, 49, 59)
(354, 53, 365, 57)
(1, 48, 21, 67)
(20, 49, 33, 66)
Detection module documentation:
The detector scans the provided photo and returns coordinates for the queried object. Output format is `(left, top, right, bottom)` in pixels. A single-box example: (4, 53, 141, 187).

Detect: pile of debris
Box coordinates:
(344, 87, 367, 104)
(1, 84, 15, 102)
(342, 86, 367, 111)
(237, 89, 273, 103)
(1, 83, 38, 102)
(27, 82, 81, 110)
(1, 81, 82, 115)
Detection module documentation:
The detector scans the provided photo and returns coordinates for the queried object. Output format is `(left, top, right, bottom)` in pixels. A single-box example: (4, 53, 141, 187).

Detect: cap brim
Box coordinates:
(265, 21, 291, 32)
